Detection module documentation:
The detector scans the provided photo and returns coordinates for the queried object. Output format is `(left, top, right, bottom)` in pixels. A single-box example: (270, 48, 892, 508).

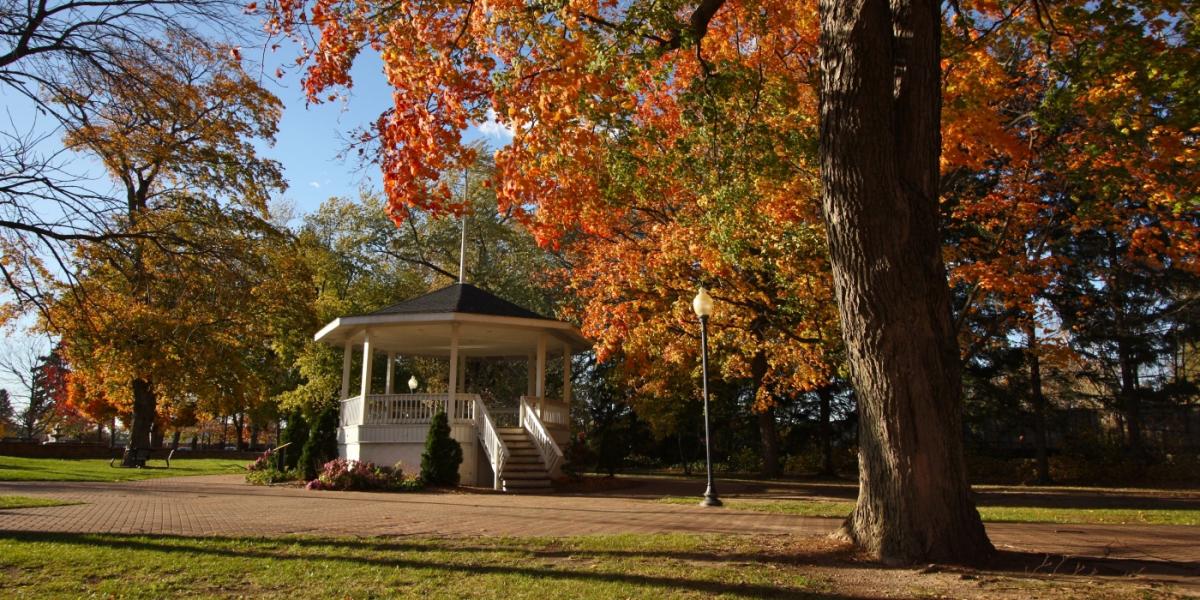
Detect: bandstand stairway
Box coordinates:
(495, 427, 553, 492)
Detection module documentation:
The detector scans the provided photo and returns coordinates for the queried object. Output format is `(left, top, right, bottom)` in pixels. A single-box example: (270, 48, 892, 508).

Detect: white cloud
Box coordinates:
(476, 108, 515, 140)
(308, 181, 321, 188)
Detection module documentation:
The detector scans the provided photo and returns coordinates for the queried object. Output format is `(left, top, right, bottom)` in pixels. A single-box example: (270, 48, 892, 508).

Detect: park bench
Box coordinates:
(109, 447, 177, 469)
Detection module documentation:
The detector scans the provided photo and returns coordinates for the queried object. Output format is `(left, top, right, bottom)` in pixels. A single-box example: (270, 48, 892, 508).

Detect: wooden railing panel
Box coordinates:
(520, 396, 564, 478)
(474, 398, 509, 491)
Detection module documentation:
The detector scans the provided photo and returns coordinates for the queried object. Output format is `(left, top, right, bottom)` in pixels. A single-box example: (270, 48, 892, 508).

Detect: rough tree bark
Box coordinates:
(818, 0, 994, 564)
(751, 348, 781, 477)
(124, 377, 157, 464)
(1026, 325, 1051, 484)
(1118, 340, 1146, 462)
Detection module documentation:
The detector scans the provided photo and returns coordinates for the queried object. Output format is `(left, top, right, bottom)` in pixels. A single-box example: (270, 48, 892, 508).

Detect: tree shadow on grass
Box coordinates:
(579, 475, 1200, 512)
(1, 530, 1195, 595)
(0, 530, 859, 599)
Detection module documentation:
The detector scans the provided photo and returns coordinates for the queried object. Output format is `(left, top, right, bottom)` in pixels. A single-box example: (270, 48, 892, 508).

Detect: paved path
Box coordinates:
(1, 475, 1197, 569)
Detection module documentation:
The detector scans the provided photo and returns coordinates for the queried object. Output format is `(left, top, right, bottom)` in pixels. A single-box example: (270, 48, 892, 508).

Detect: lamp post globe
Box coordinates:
(408, 376, 419, 392)
(693, 286, 722, 507)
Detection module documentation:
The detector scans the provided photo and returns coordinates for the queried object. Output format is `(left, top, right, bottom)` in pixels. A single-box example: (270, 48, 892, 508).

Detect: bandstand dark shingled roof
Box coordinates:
(365, 283, 549, 321)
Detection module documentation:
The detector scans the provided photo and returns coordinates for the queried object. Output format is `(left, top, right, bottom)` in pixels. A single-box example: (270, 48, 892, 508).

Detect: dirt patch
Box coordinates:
(760, 535, 1198, 599)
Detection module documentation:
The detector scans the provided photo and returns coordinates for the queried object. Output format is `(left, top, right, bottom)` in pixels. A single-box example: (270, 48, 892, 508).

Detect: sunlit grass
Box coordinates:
(0, 532, 821, 599)
(0, 456, 247, 482)
(657, 497, 1200, 526)
(0, 495, 81, 509)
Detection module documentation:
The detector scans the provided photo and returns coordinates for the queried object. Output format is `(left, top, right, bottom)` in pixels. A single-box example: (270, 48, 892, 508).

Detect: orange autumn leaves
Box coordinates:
(263, 0, 1197, 416)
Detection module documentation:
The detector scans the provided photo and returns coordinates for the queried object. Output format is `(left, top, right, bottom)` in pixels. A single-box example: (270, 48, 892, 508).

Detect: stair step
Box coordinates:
(503, 463, 547, 472)
(504, 479, 552, 489)
(496, 428, 524, 434)
(501, 472, 549, 482)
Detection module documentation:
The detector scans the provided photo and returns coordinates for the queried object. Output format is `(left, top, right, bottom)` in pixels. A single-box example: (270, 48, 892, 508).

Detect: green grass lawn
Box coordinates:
(0, 456, 249, 482)
(0, 532, 821, 599)
(658, 497, 1200, 526)
(0, 495, 81, 509)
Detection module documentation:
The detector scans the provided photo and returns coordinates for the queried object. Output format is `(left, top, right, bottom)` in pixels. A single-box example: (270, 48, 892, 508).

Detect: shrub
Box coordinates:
(420, 411, 462, 485)
(563, 432, 595, 477)
(275, 409, 309, 471)
(246, 467, 298, 486)
(299, 404, 339, 481)
(247, 449, 299, 485)
(305, 458, 422, 492)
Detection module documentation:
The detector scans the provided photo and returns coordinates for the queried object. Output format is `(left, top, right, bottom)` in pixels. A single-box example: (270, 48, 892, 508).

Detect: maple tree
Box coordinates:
(261, 0, 989, 561)
(264, 0, 1197, 563)
(940, 0, 1199, 477)
(0, 1, 254, 321)
(265, 0, 843, 479)
(41, 33, 298, 463)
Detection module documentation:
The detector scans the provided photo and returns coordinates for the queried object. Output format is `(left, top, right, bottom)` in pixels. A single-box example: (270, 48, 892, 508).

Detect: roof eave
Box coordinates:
(313, 312, 592, 352)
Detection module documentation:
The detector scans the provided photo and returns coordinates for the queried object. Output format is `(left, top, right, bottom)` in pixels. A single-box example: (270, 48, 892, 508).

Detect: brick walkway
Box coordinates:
(1, 475, 1197, 567)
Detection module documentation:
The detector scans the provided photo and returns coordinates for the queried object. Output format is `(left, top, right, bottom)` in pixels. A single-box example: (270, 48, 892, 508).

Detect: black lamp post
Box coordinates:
(693, 286, 722, 507)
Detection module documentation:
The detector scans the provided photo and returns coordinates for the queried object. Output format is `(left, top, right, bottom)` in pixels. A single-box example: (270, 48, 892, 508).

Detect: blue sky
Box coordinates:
(0, 42, 514, 403)
(265, 47, 513, 218)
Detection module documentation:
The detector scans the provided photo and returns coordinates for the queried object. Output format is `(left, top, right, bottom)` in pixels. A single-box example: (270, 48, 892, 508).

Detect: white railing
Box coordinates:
(519, 396, 569, 428)
(541, 401, 569, 428)
(520, 396, 564, 478)
(340, 397, 363, 426)
(475, 397, 509, 490)
(447, 393, 477, 423)
(343, 393, 479, 426)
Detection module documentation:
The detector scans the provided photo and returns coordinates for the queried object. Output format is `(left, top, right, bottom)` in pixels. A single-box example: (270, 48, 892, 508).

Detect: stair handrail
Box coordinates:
(519, 396, 564, 478)
(474, 397, 510, 490)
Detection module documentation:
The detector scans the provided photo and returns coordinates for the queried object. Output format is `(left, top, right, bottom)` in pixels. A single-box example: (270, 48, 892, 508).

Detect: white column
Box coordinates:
(536, 334, 547, 417)
(562, 345, 572, 408)
(447, 324, 460, 416)
(360, 331, 373, 399)
(385, 352, 395, 394)
(340, 340, 352, 400)
(458, 353, 466, 391)
(526, 354, 536, 397)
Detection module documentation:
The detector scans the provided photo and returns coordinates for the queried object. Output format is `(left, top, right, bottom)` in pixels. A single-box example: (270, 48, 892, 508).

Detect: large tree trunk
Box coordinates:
(751, 349, 781, 478)
(817, 384, 836, 477)
(123, 377, 157, 466)
(818, 0, 993, 564)
(234, 411, 246, 450)
(1117, 341, 1146, 462)
(1026, 325, 1051, 484)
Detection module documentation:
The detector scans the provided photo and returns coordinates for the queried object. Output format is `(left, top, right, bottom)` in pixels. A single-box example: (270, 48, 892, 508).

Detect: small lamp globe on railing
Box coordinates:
(408, 375, 419, 393)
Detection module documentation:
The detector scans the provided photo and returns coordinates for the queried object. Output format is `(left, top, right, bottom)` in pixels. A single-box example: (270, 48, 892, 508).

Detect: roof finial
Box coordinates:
(459, 167, 467, 284)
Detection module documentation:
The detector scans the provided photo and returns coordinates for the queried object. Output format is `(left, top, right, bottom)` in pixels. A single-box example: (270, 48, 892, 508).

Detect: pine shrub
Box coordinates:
(420, 411, 462, 486)
(275, 409, 308, 471)
(300, 404, 339, 481)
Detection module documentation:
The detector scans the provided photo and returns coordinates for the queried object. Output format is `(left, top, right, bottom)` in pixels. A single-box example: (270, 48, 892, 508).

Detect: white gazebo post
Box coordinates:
(385, 352, 395, 394)
(360, 331, 374, 399)
(458, 353, 466, 392)
(535, 333, 547, 418)
(447, 324, 460, 417)
(526, 354, 536, 395)
(340, 340, 353, 401)
(562, 344, 572, 410)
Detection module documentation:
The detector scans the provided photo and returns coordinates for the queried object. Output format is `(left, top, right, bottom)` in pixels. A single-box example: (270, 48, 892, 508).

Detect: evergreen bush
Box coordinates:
(300, 404, 339, 481)
(420, 411, 462, 485)
(275, 409, 308, 471)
